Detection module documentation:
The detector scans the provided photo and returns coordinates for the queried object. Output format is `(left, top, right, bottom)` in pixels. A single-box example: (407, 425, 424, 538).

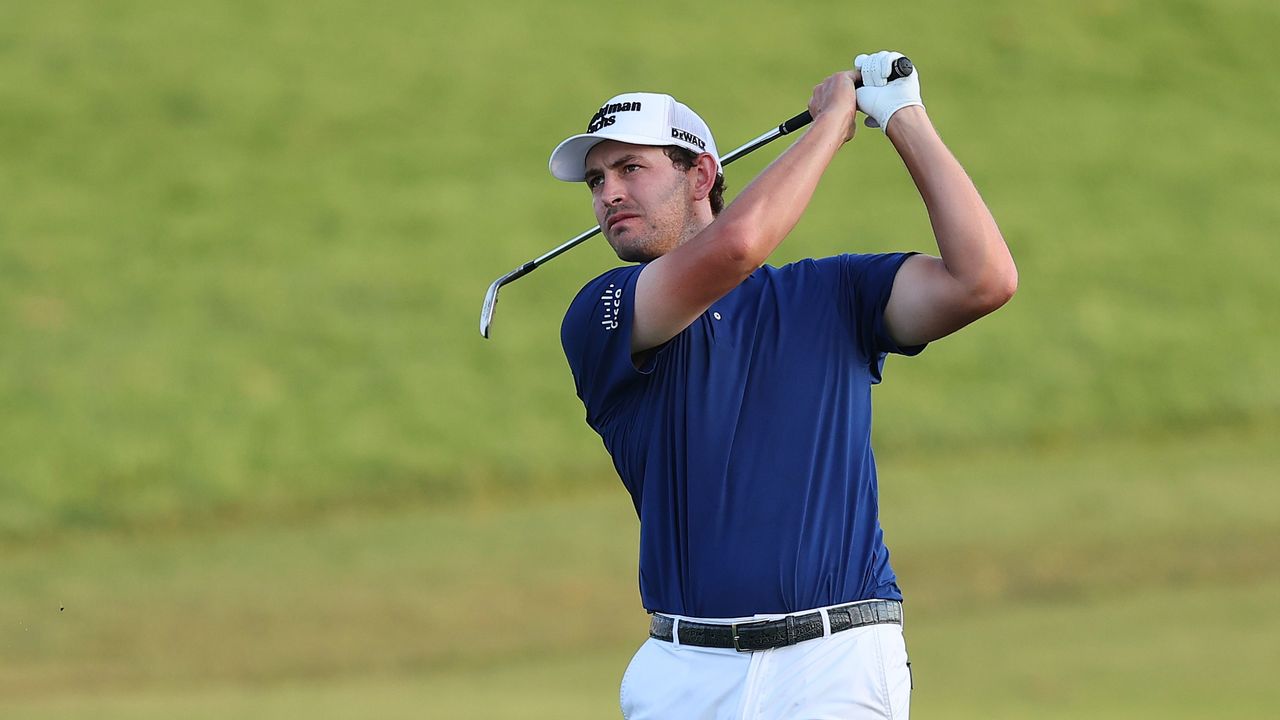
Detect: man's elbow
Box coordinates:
(973, 260, 1018, 314)
(710, 213, 773, 275)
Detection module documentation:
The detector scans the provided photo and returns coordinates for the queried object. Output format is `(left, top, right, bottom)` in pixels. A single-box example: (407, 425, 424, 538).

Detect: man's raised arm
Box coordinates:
(853, 52, 1017, 347)
(631, 73, 862, 355)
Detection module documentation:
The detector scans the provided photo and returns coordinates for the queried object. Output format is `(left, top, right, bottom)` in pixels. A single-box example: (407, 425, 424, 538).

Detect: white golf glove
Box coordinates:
(854, 51, 924, 131)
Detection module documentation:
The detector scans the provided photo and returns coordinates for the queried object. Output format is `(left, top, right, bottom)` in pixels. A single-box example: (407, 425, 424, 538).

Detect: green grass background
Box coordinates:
(2, 0, 1277, 717)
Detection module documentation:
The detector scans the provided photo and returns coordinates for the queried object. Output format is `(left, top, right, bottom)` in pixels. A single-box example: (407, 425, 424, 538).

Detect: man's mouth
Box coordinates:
(606, 212, 640, 231)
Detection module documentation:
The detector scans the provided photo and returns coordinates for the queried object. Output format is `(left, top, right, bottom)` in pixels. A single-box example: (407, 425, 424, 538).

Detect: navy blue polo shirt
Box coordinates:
(561, 253, 924, 618)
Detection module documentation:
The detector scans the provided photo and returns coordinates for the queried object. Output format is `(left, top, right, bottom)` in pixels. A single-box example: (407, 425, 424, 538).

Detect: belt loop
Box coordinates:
(672, 618, 681, 647)
(819, 608, 832, 638)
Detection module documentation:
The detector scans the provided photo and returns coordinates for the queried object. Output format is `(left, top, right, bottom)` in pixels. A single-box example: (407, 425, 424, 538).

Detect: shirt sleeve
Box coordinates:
(825, 253, 927, 381)
(560, 265, 651, 430)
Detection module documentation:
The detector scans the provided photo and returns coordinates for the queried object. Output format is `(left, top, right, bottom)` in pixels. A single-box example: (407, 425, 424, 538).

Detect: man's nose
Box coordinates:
(601, 175, 625, 204)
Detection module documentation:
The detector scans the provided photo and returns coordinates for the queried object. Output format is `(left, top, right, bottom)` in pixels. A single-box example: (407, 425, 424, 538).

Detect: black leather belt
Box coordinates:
(649, 599, 902, 652)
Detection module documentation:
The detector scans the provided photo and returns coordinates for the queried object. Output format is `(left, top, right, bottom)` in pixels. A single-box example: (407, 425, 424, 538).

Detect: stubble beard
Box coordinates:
(610, 176, 700, 263)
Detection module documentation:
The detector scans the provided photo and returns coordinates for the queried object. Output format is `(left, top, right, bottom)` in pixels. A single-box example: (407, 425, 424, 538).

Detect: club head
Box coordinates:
(480, 277, 502, 338)
(480, 261, 540, 340)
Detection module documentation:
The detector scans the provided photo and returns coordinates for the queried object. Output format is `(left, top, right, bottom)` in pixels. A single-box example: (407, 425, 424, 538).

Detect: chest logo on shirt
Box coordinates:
(599, 284, 622, 330)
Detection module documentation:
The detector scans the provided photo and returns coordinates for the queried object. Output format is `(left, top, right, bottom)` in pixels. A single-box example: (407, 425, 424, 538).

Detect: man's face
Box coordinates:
(583, 141, 698, 262)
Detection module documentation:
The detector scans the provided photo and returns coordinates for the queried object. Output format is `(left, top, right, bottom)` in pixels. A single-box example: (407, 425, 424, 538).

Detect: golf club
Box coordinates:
(480, 57, 913, 338)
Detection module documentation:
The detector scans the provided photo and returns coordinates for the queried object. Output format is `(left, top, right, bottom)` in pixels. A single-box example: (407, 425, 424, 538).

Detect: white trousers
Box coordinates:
(620, 609, 911, 720)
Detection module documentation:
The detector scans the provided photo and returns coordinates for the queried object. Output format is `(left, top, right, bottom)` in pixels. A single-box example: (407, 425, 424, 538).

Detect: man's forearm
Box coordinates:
(709, 111, 850, 270)
(886, 108, 1016, 300)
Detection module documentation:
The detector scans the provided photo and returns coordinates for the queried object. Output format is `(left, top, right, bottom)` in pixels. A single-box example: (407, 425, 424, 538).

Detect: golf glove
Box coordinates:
(854, 51, 924, 131)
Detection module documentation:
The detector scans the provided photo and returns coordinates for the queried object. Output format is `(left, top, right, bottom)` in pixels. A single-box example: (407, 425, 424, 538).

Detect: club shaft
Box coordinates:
(479, 54, 914, 338)
(510, 114, 812, 278)
(477, 119, 809, 338)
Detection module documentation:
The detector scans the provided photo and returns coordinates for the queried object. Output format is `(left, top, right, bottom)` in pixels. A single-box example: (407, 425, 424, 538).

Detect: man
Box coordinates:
(554, 52, 1016, 719)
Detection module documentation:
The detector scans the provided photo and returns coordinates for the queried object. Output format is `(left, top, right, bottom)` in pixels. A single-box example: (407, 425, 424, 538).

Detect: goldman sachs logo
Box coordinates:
(587, 101, 643, 133)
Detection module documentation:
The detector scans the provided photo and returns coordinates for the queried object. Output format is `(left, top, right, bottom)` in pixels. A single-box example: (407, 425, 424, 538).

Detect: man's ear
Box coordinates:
(690, 153, 718, 203)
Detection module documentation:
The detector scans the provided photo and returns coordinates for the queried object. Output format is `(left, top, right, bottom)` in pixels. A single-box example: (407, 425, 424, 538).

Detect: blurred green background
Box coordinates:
(2, 0, 1277, 717)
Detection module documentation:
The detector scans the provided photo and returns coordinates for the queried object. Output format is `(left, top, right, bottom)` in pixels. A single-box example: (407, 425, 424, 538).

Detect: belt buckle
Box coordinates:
(730, 619, 770, 652)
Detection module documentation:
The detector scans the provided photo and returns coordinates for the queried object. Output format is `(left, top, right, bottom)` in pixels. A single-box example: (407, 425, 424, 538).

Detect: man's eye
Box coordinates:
(587, 176, 603, 189)
(624, 164, 641, 173)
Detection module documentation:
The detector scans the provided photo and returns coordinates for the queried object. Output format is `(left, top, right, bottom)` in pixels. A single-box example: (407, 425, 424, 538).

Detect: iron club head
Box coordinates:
(479, 261, 539, 338)
(480, 276, 502, 338)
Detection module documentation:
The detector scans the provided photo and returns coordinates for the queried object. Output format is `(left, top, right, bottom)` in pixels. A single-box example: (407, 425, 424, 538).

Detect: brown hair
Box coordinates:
(663, 146, 726, 216)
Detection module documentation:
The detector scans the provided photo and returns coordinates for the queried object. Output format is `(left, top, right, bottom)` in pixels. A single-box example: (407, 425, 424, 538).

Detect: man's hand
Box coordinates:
(854, 51, 924, 131)
(808, 71, 859, 143)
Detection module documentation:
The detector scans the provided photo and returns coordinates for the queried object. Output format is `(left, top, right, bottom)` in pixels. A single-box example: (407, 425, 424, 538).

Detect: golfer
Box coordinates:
(555, 52, 1016, 719)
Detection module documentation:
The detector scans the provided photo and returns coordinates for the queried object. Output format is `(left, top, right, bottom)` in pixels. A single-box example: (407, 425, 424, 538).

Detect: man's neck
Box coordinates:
(674, 210, 715, 250)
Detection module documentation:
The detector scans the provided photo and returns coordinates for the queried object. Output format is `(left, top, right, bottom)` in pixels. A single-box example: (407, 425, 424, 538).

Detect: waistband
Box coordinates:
(649, 599, 902, 652)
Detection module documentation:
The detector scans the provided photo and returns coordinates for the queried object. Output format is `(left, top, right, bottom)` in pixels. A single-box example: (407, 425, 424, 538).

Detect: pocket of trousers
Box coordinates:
(619, 640, 648, 719)
(874, 625, 912, 718)
(622, 635, 660, 712)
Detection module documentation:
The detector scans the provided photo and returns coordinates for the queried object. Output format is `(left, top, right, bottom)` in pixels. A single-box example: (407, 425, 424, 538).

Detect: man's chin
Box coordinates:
(610, 236, 660, 263)
(617, 247, 660, 263)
